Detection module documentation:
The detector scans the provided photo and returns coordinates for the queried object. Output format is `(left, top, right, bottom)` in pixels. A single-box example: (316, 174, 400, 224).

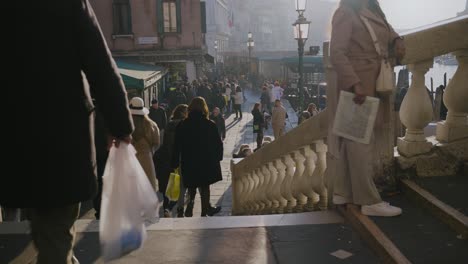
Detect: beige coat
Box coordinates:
(330, 6, 399, 96)
(328, 6, 400, 205)
(132, 116, 160, 191)
(272, 105, 287, 128)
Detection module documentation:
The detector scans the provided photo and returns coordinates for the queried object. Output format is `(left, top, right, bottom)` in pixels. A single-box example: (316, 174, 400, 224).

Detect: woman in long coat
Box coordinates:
(171, 97, 223, 217)
(130, 97, 160, 192)
(329, 0, 405, 217)
(154, 104, 188, 217)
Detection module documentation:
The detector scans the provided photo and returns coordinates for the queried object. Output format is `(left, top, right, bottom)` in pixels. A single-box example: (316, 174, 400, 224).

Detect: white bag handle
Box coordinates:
(360, 15, 384, 58)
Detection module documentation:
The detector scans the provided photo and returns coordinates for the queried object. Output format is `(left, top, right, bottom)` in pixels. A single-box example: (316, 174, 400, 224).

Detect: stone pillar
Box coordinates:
(436, 49, 468, 143)
(398, 59, 434, 157)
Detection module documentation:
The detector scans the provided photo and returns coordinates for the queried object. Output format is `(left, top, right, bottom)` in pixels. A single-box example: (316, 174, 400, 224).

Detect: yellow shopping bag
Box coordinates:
(165, 168, 181, 201)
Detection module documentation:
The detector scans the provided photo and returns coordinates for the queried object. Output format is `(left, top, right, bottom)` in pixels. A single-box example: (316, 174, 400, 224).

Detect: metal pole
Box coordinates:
(248, 46, 252, 78)
(298, 39, 305, 111)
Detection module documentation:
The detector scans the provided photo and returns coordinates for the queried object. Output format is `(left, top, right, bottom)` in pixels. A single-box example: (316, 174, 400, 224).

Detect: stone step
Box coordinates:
(369, 190, 468, 263)
(0, 211, 343, 235)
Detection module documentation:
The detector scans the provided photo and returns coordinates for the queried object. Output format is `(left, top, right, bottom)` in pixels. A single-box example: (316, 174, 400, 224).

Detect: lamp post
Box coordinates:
(214, 40, 218, 78)
(293, 0, 310, 111)
(247, 32, 254, 79)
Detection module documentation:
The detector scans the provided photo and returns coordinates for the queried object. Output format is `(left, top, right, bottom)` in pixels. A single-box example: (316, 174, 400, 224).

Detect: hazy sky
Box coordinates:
(327, 0, 467, 29)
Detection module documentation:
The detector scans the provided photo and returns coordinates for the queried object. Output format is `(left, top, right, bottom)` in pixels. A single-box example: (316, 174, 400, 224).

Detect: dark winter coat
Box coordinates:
(2, 0, 133, 208)
(210, 114, 226, 139)
(171, 111, 223, 188)
(154, 119, 183, 193)
(149, 107, 167, 131)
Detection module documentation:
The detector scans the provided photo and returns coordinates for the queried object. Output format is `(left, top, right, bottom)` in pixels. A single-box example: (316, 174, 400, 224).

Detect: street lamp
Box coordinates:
(214, 40, 218, 78)
(247, 32, 254, 78)
(293, 0, 310, 111)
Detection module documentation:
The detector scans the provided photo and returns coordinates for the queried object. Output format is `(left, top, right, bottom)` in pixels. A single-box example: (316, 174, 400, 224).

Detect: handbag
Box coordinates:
(166, 168, 181, 202)
(360, 15, 395, 94)
(253, 124, 260, 133)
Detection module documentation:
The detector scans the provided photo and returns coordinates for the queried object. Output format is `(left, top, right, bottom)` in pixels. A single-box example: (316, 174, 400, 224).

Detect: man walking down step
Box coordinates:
(4, 1, 134, 263)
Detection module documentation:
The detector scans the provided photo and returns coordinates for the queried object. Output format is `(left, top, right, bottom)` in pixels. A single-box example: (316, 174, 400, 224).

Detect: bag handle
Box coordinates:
(360, 15, 384, 58)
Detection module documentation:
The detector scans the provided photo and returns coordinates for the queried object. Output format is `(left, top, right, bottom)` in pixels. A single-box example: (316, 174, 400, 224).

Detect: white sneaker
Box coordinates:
(361, 202, 402, 217)
(333, 195, 352, 205)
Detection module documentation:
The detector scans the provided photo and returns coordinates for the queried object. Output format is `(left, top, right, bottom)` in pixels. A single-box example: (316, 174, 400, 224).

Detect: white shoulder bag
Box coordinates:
(360, 15, 395, 94)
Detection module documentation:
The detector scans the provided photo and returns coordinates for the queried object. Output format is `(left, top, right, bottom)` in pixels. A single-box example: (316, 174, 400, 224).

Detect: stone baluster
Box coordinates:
(234, 174, 245, 215)
(247, 172, 258, 214)
(398, 60, 434, 157)
(274, 158, 288, 214)
(260, 165, 273, 214)
(267, 162, 280, 214)
(291, 150, 308, 213)
(311, 141, 329, 210)
(251, 169, 262, 214)
(437, 49, 468, 142)
(281, 154, 297, 213)
(302, 145, 319, 211)
(242, 172, 253, 214)
(254, 168, 266, 215)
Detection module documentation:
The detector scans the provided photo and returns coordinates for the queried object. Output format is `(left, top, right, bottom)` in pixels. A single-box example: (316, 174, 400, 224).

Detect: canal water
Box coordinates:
(396, 62, 458, 91)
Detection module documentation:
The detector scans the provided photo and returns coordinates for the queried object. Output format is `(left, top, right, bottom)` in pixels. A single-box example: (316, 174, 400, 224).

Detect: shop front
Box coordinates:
(115, 59, 168, 107)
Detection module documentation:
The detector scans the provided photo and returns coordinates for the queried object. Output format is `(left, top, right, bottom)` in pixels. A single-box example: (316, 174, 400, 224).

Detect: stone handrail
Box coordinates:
(231, 110, 329, 215)
(398, 15, 468, 157)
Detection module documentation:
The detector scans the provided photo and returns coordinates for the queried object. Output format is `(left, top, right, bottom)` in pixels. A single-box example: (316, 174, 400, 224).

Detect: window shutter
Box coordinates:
(127, 2, 133, 34)
(200, 1, 206, 33)
(176, 0, 182, 33)
(157, 0, 164, 33)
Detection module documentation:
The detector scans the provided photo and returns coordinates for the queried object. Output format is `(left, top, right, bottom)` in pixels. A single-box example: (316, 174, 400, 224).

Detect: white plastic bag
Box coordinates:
(99, 143, 160, 262)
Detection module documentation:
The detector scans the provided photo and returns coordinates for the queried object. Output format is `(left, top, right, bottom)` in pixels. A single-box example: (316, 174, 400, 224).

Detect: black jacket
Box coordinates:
(210, 114, 226, 139)
(171, 112, 223, 188)
(149, 107, 167, 131)
(3, 0, 133, 208)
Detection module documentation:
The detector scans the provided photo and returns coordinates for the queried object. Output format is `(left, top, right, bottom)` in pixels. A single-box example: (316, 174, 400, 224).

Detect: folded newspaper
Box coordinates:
(332, 91, 380, 144)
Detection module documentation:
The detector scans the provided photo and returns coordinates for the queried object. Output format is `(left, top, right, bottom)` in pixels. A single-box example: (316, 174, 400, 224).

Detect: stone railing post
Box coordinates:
(267, 162, 280, 214)
(436, 49, 468, 142)
(281, 154, 297, 213)
(398, 60, 434, 157)
(274, 158, 288, 214)
(301, 146, 319, 212)
(311, 140, 328, 210)
(261, 165, 274, 214)
(291, 150, 308, 213)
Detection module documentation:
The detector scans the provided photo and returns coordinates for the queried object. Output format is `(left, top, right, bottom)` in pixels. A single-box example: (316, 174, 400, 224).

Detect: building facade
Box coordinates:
(90, 0, 209, 81)
(204, 0, 233, 65)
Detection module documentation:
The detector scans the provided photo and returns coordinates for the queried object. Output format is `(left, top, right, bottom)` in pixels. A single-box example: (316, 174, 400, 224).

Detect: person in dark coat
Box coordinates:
(153, 104, 188, 217)
(210, 107, 226, 141)
(92, 103, 110, 220)
(171, 97, 223, 217)
(149, 99, 167, 133)
(4, 1, 134, 263)
(251, 103, 265, 150)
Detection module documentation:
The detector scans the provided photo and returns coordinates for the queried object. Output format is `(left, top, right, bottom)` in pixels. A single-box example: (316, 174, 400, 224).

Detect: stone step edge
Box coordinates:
(401, 179, 468, 239)
(0, 211, 343, 235)
(337, 205, 412, 264)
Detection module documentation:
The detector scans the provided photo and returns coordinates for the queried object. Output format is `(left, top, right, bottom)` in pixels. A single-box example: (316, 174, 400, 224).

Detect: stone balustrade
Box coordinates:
(398, 15, 468, 156)
(231, 15, 468, 216)
(231, 111, 328, 215)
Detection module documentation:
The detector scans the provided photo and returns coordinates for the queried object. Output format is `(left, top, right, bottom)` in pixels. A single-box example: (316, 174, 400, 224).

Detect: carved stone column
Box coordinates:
(436, 49, 468, 142)
(274, 159, 288, 214)
(281, 155, 297, 213)
(398, 60, 434, 157)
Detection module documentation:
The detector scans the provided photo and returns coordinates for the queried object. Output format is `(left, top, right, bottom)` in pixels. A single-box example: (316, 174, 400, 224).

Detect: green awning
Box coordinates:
(115, 59, 166, 90)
